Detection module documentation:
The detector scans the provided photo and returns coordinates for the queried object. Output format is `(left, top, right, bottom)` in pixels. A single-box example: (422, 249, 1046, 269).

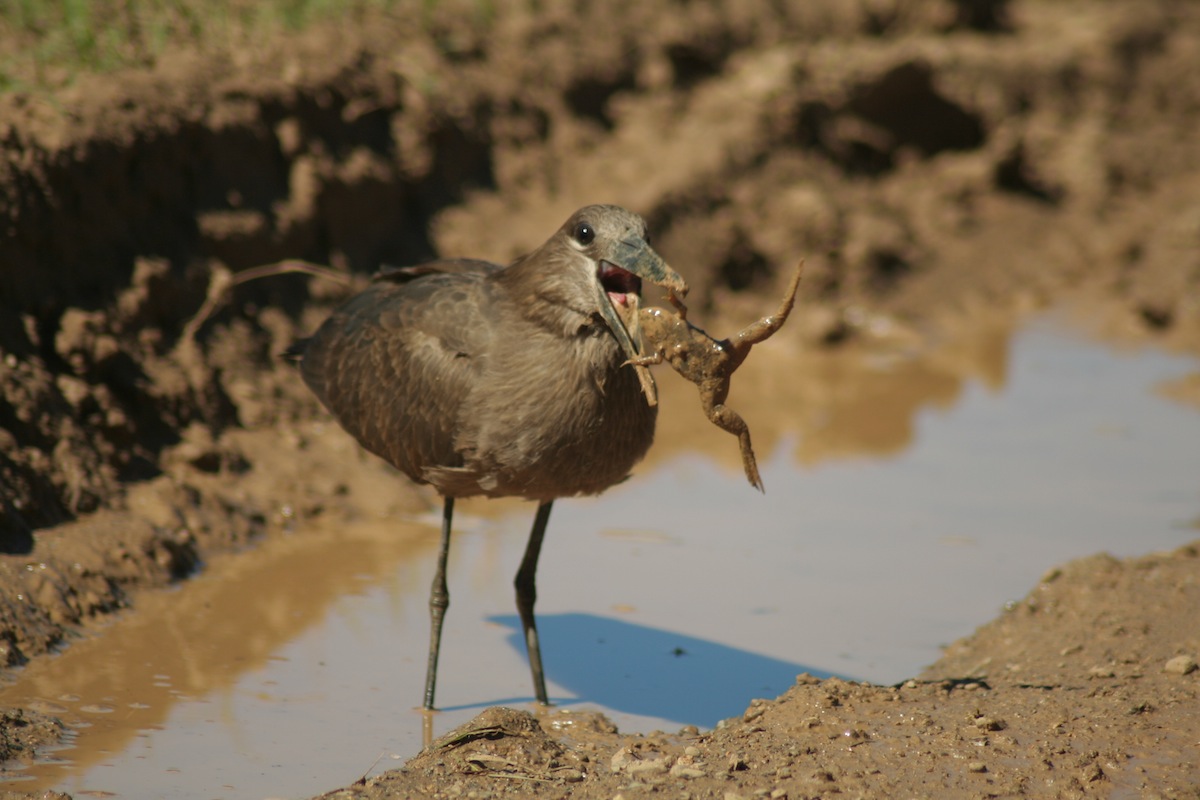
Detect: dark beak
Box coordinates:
(609, 236, 689, 297)
(596, 236, 688, 360)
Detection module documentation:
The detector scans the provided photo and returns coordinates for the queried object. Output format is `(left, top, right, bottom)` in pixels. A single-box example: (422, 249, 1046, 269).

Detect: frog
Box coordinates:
(627, 260, 804, 491)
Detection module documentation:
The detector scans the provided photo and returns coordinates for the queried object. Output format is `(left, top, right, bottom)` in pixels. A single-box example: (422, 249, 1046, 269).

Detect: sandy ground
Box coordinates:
(2, 0, 1200, 796)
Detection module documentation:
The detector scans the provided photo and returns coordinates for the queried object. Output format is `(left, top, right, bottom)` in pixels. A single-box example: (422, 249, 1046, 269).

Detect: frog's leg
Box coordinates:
(729, 259, 804, 360)
(698, 380, 763, 492)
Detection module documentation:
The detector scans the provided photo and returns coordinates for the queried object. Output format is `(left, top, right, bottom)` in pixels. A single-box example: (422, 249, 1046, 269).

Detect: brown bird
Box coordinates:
(286, 205, 686, 710)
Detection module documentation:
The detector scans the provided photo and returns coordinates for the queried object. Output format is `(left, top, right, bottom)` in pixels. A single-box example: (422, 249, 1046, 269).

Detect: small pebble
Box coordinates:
(967, 761, 988, 773)
(973, 715, 1006, 731)
(610, 747, 634, 773)
(669, 764, 706, 779)
(627, 758, 669, 777)
(743, 703, 767, 722)
(1164, 655, 1197, 675)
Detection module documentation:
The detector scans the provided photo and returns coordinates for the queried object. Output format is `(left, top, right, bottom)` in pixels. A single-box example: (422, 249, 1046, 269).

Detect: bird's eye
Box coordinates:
(573, 222, 595, 245)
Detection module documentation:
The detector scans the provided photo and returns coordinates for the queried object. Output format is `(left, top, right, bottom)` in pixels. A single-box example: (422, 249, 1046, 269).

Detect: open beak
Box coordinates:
(595, 236, 688, 361)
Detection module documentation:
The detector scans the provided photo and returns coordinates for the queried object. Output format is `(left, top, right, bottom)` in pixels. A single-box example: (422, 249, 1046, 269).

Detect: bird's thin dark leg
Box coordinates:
(423, 496, 455, 710)
(515, 501, 553, 705)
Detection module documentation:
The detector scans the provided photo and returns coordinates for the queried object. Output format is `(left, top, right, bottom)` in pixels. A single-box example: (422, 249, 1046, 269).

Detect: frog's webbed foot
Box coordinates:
(622, 351, 661, 406)
(618, 294, 659, 407)
(634, 364, 658, 407)
(667, 291, 689, 321)
(624, 352, 665, 367)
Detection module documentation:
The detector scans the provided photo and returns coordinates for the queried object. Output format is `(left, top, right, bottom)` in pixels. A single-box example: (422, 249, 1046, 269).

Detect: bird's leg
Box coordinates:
(700, 382, 764, 492)
(515, 501, 553, 705)
(423, 496, 455, 710)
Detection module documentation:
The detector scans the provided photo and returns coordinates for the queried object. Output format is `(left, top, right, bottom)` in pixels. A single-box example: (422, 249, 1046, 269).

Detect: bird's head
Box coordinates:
(525, 204, 688, 361)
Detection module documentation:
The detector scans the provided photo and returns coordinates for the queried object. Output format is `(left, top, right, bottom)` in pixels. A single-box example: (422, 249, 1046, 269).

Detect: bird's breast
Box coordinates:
(447, 329, 657, 501)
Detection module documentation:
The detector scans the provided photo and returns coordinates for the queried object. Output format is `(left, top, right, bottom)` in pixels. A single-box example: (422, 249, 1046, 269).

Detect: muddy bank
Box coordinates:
(2, 0, 1200, 794)
(315, 544, 1200, 799)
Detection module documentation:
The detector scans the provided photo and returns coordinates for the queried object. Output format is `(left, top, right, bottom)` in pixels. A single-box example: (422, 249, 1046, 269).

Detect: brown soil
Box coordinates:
(2, 0, 1199, 796)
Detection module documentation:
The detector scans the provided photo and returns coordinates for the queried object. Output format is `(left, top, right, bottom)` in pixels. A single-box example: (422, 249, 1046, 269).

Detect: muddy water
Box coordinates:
(2, 313, 1199, 799)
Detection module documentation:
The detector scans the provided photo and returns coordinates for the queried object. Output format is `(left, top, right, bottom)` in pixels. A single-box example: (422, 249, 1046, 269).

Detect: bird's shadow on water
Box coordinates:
(481, 612, 843, 728)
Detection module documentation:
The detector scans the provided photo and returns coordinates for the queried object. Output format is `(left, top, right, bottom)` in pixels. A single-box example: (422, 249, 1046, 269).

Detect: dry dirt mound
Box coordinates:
(2, 0, 1200, 794)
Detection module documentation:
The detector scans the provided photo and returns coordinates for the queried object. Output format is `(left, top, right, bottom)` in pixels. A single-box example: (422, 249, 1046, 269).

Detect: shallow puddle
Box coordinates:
(2, 313, 1199, 799)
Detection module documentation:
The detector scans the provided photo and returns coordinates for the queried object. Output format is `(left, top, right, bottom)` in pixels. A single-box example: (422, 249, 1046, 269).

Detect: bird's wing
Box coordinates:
(296, 262, 495, 483)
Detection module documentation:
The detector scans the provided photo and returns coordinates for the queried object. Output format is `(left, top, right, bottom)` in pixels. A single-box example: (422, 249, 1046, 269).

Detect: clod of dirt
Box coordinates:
(355, 708, 590, 794)
(1164, 654, 1198, 675)
(0, 708, 63, 766)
